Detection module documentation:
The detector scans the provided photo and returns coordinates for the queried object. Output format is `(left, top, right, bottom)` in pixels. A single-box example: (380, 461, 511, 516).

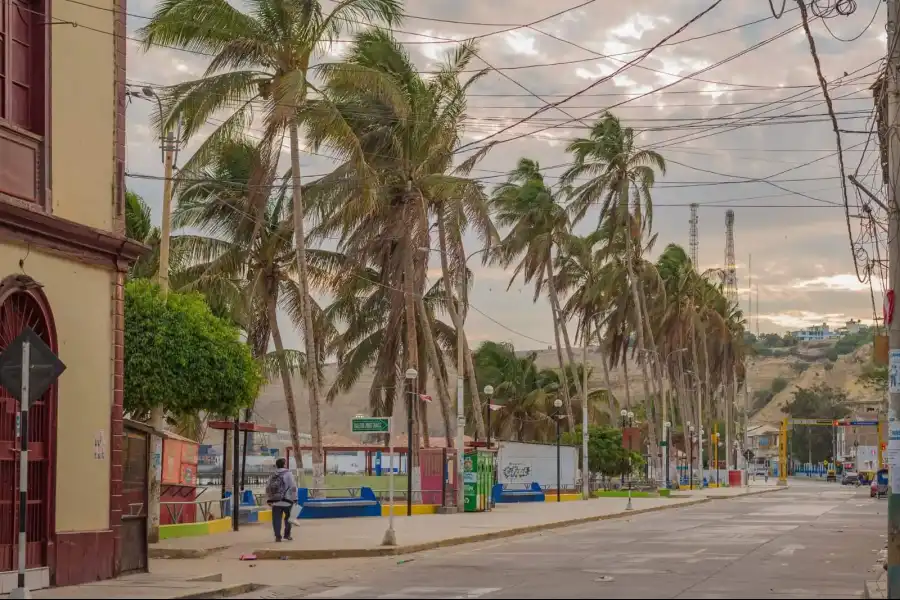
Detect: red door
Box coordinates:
(0, 287, 55, 572)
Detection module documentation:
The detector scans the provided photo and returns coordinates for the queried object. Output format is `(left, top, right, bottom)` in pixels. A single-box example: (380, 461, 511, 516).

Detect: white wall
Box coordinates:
(497, 441, 578, 489)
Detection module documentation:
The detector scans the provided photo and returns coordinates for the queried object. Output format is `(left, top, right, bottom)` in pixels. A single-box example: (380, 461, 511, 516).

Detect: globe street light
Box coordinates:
(484, 385, 495, 449)
(405, 368, 418, 517)
(554, 398, 563, 502)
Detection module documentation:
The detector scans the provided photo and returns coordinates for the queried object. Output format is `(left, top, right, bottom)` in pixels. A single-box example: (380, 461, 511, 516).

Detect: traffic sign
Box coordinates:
(790, 419, 834, 426)
(0, 327, 66, 405)
(352, 417, 390, 433)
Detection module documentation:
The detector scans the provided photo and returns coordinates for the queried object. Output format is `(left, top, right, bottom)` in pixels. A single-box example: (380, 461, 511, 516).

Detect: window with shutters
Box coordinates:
(0, 0, 46, 206)
(1, 0, 44, 134)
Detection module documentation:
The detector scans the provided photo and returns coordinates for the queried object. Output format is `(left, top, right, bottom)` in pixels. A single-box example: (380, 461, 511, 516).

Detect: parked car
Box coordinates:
(841, 471, 859, 486)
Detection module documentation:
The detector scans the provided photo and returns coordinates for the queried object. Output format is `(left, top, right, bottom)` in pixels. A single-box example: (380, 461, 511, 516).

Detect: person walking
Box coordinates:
(266, 457, 297, 542)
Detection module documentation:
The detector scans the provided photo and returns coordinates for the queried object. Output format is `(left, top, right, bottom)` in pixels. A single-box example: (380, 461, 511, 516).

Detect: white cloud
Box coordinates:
(791, 274, 870, 293)
(504, 31, 539, 56)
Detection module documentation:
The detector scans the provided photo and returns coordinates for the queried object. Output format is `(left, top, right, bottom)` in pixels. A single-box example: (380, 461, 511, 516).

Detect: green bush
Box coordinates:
(825, 348, 839, 361)
(124, 279, 262, 421)
(771, 377, 788, 394)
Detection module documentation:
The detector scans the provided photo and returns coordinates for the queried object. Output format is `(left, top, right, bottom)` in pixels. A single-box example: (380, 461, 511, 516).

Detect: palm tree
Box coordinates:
(125, 190, 162, 279)
(304, 29, 497, 441)
(139, 0, 403, 491)
(473, 341, 561, 442)
(490, 158, 581, 429)
(171, 137, 340, 485)
(561, 112, 667, 445)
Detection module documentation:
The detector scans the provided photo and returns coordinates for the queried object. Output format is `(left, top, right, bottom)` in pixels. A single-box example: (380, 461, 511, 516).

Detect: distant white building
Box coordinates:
(789, 323, 840, 342)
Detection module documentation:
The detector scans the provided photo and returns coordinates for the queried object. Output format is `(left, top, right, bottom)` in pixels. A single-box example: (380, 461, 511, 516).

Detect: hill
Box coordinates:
(203, 339, 883, 445)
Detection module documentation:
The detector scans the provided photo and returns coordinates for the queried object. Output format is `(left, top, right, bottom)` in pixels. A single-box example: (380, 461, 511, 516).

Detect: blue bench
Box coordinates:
(297, 486, 382, 519)
(491, 482, 546, 504)
(239, 489, 262, 524)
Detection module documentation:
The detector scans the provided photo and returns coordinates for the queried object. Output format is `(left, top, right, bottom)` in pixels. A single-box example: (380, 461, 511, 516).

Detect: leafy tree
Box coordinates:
(124, 279, 262, 423)
(562, 425, 643, 479)
(825, 348, 839, 361)
(785, 384, 851, 464)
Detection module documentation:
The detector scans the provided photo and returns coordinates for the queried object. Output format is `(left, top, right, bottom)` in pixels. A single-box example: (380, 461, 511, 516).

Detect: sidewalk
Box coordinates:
(670, 479, 785, 499)
(3, 573, 259, 599)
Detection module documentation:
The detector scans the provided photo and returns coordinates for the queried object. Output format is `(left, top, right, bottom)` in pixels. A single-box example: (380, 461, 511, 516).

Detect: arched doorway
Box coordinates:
(0, 275, 56, 574)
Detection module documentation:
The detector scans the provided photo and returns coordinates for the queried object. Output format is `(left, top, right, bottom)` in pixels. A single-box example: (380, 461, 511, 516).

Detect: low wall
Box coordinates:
(158, 511, 273, 540)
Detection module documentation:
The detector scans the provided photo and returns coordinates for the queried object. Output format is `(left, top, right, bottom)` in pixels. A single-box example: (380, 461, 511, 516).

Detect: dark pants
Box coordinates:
(272, 503, 293, 540)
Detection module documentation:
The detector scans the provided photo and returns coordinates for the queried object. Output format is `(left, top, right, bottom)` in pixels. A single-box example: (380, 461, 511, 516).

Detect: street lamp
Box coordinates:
(405, 368, 418, 517)
(484, 385, 495, 449)
(663, 421, 672, 489)
(699, 427, 705, 488)
(554, 398, 563, 502)
(733, 439, 740, 472)
(689, 424, 695, 491)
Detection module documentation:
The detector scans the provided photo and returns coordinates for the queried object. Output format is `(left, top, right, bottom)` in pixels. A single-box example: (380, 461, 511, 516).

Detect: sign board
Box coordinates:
(0, 327, 66, 405)
(891, 349, 900, 394)
(790, 419, 834, 426)
(351, 417, 390, 433)
(496, 441, 577, 489)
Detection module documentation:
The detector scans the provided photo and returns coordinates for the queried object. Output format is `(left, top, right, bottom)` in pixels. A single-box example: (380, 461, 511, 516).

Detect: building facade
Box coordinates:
(788, 323, 840, 342)
(0, 0, 142, 589)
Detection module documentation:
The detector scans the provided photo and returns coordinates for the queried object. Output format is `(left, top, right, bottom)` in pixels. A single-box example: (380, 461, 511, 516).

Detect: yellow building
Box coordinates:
(0, 0, 143, 589)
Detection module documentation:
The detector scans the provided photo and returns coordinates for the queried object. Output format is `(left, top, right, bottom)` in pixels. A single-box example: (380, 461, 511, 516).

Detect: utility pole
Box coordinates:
(582, 321, 590, 500)
(887, 2, 900, 597)
(456, 272, 466, 512)
(148, 125, 180, 544)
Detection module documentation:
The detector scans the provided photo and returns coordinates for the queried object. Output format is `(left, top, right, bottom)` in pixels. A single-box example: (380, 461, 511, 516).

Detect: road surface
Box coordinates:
(231, 480, 883, 599)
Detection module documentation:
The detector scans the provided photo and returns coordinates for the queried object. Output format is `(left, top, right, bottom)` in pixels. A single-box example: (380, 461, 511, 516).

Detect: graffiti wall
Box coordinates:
(496, 441, 578, 489)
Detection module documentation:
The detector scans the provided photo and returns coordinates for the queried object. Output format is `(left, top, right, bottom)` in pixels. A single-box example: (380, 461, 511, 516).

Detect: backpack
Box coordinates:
(266, 471, 289, 504)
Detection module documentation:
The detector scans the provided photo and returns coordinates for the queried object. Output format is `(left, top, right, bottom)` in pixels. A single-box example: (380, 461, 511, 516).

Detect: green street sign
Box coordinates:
(352, 417, 390, 433)
(660, 441, 668, 447)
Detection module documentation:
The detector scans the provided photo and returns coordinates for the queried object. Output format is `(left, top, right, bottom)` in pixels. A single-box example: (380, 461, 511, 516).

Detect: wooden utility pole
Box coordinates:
(887, 1, 900, 596)
(147, 129, 178, 544)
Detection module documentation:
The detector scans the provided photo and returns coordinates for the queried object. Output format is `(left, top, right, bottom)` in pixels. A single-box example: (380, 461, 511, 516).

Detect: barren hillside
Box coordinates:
(213, 339, 880, 443)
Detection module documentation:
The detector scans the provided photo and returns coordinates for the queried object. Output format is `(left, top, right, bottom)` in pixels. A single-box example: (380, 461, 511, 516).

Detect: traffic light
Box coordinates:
(882, 442, 888, 452)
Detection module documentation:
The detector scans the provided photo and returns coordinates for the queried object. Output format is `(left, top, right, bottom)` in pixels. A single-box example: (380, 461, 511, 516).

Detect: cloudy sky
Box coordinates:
(119, 0, 889, 351)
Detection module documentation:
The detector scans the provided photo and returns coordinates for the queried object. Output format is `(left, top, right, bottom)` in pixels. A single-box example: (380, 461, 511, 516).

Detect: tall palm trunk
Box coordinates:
(546, 268, 574, 429)
(436, 211, 486, 438)
(622, 352, 632, 409)
(545, 253, 584, 408)
(416, 293, 454, 446)
(268, 291, 304, 486)
(620, 182, 656, 444)
(289, 121, 324, 492)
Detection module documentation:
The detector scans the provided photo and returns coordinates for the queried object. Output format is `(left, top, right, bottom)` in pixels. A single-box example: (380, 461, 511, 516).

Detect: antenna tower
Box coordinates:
(689, 203, 699, 268)
(724, 210, 738, 305)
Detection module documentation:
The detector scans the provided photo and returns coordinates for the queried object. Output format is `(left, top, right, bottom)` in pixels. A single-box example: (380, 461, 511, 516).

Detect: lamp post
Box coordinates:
(699, 427, 705, 488)
(484, 385, 494, 449)
(733, 439, 739, 472)
(663, 421, 672, 489)
(689, 423, 695, 491)
(405, 368, 418, 517)
(554, 398, 563, 502)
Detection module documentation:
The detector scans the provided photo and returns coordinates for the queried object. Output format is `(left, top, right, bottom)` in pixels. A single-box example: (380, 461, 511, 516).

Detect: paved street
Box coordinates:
(230, 481, 884, 599)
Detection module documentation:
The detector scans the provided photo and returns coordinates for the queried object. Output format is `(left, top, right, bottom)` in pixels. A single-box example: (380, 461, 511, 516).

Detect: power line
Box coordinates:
(453, 0, 727, 154)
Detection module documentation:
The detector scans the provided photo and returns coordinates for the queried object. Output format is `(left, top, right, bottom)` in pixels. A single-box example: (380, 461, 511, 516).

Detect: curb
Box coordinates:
(705, 486, 789, 500)
(170, 583, 262, 599)
(252, 498, 712, 560)
(149, 545, 231, 560)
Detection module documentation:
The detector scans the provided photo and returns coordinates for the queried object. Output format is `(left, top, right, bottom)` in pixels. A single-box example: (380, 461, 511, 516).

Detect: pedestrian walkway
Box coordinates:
(150, 495, 701, 560)
(0, 573, 259, 599)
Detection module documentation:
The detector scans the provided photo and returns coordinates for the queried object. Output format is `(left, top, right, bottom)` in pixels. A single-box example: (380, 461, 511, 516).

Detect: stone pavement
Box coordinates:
(151, 495, 706, 561)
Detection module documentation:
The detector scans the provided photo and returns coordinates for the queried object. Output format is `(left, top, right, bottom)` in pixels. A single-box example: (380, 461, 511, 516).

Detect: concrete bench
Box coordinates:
(297, 486, 382, 519)
(491, 482, 546, 504)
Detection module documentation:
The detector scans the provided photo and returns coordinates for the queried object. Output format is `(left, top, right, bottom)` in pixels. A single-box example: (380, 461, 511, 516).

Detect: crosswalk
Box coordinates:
(303, 587, 502, 599)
